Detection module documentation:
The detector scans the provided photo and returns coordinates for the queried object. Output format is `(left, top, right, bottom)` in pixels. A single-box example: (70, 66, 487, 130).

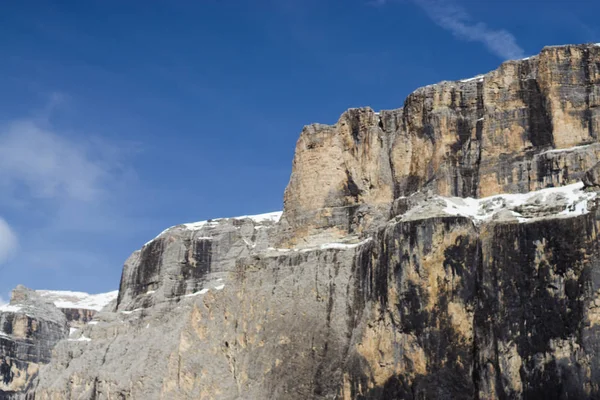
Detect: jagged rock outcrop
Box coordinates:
(116, 212, 281, 311)
(584, 161, 600, 188)
(0, 287, 67, 399)
(9, 43, 600, 399)
(279, 44, 600, 246)
(36, 290, 118, 329)
(0, 288, 118, 399)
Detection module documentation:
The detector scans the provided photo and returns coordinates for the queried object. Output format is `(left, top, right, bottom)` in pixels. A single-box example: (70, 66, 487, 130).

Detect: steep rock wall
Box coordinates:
(280, 44, 600, 246)
(30, 200, 600, 399)
(0, 287, 67, 399)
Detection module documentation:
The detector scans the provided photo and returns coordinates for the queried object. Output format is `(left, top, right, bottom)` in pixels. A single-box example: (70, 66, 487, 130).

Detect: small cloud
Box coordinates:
(412, 0, 524, 60)
(0, 120, 121, 202)
(0, 218, 18, 265)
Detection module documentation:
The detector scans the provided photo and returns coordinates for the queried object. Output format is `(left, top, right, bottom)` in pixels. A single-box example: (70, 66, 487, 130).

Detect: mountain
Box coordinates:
(3, 43, 600, 399)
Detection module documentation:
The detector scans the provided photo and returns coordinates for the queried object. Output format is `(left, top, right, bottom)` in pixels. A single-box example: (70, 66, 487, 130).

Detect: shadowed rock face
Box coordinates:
(0, 287, 68, 399)
(12, 43, 600, 400)
(116, 213, 281, 311)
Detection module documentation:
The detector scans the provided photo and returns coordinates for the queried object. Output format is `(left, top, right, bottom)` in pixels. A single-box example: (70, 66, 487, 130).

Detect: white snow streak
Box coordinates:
(0, 304, 22, 313)
(440, 182, 595, 223)
(37, 290, 118, 311)
(185, 288, 209, 297)
(460, 75, 484, 83)
(538, 143, 595, 156)
(145, 211, 282, 245)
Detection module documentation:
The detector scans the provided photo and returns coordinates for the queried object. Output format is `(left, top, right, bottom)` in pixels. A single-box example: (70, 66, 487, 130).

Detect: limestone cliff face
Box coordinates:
(0, 287, 67, 399)
(15, 43, 600, 400)
(280, 44, 600, 246)
(116, 212, 281, 311)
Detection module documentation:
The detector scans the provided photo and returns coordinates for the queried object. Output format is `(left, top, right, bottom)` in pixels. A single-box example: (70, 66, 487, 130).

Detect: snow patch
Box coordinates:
(120, 308, 143, 315)
(69, 328, 78, 336)
(215, 285, 225, 291)
(88, 321, 98, 325)
(146, 211, 282, 245)
(438, 182, 595, 223)
(460, 74, 484, 83)
(0, 304, 22, 313)
(37, 290, 118, 311)
(185, 288, 209, 297)
(68, 335, 91, 342)
(182, 211, 282, 230)
(316, 238, 373, 251)
(268, 238, 373, 254)
(538, 143, 595, 156)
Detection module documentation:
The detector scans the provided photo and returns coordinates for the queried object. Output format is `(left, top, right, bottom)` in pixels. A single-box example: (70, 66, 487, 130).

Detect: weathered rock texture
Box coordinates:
(116, 212, 281, 311)
(279, 44, 600, 246)
(8, 43, 600, 400)
(0, 287, 67, 399)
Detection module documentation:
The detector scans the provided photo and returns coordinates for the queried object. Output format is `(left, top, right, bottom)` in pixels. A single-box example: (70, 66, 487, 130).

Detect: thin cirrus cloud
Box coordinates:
(0, 120, 113, 203)
(412, 0, 525, 60)
(0, 113, 142, 277)
(372, 0, 525, 60)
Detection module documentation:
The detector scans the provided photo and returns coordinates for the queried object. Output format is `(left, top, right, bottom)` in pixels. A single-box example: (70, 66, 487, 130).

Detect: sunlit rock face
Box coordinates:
(10, 43, 600, 400)
(279, 44, 600, 246)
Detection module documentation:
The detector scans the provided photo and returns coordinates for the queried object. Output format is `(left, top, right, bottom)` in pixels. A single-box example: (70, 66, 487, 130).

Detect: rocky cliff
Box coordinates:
(0, 288, 117, 399)
(279, 43, 600, 246)
(6, 43, 600, 399)
(0, 287, 67, 399)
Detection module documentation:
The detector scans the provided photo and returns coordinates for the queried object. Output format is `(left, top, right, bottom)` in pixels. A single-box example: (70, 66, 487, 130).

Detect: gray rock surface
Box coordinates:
(583, 160, 600, 188)
(116, 212, 281, 311)
(0, 286, 67, 399)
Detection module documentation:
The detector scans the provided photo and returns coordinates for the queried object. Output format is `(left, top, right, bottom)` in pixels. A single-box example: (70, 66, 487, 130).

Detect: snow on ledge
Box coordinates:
(68, 335, 91, 342)
(267, 238, 373, 254)
(0, 304, 22, 313)
(538, 143, 596, 156)
(439, 182, 595, 224)
(460, 74, 485, 83)
(145, 211, 282, 245)
(182, 211, 282, 230)
(37, 290, 118, 311)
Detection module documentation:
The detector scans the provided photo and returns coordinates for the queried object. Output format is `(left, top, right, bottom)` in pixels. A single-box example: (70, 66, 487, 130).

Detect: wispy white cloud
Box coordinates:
(0, 120, 117, 202)
(0, 218, 18, 265)
(412, 0, 524, 60)
(0, 99, 147, 284)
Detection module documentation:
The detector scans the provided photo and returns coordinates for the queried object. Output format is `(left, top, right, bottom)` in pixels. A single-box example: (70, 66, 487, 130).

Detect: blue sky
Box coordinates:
(0, 0, 597, 300)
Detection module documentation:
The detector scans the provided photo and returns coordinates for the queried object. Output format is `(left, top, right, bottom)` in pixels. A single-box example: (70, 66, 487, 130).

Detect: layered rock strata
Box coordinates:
(0, 287, 67, 399)
(36, 290, 118, 329)
(279, 44, 600, 246)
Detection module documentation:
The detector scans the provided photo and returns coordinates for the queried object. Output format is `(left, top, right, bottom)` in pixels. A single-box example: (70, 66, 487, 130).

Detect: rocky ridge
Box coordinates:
(3, 43, 600, 399)
(0, 288, 116, 398)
